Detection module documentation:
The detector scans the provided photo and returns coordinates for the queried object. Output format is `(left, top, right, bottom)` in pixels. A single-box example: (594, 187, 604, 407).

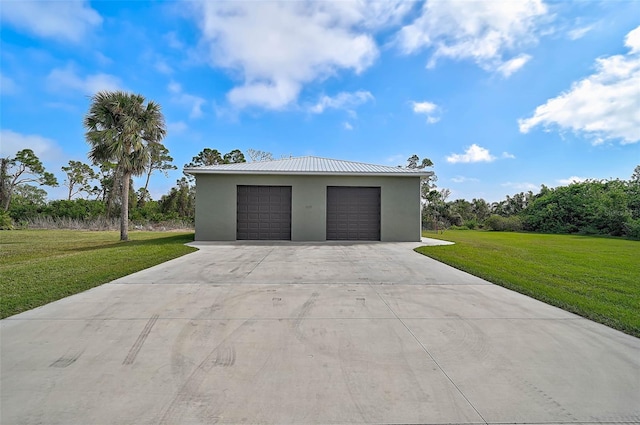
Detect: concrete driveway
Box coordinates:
(1, 241, 639, 424)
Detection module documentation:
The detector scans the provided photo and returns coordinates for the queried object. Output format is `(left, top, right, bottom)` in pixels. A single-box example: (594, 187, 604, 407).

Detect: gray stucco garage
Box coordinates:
(185, 156, 432, 242)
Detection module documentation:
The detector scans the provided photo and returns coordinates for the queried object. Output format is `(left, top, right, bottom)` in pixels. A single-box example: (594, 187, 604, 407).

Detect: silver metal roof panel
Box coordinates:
(184, 156, 433, 177)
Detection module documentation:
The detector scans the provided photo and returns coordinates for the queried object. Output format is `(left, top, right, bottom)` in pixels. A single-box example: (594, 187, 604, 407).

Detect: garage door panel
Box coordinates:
(237, 186, 291, 240)
(327, 186, 380, 241)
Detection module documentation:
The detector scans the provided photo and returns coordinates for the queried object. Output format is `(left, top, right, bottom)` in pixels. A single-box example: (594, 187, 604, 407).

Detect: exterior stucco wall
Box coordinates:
(194, 174, 421, 242)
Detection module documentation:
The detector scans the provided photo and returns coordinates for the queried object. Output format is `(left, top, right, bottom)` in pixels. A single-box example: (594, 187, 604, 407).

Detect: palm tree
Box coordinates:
(84, 91, 166, 241)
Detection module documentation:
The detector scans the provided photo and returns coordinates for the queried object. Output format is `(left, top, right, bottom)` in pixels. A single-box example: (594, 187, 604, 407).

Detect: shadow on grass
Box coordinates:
(63, 233, 195, 253)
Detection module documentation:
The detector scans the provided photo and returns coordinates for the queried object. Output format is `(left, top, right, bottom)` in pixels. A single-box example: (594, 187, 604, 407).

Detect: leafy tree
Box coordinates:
(404, 154, 437, 200)
(492, 192, 533, 217)
(449, 199, 474, 222)
(136, 188, 151, 208)
(184, 148, 247, 181)
(471, 198, 491, 222)
(223, 149, 246, 164)
(84, 91, 166, 241)
(0, 149, 58, 211)
(7, 184, 48, 221)
(141, 143, 176, 201)
(423, 188, 451, 232)
(185, 148, 224, 169)
(0, 210, 12, 229)
(247, 149, 274, 162)
(44, 199, 106, 220)
(160, 177, 195, 219)
(406, 154, 433, 170)
(185, 148, 247, 169)
(13, 184, 48, 205)
(631, 165, 640, 184)
(627, 166, 640, 220)
(403, 154, 441, 230)
(521, 180, 635, 236)
(62, 160, 98, 200)
(90, 160, 120, 219)
(484, 215, 523, 232)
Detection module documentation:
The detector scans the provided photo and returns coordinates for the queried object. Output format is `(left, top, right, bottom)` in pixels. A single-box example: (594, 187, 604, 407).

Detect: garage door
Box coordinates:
(237, 186, 292, 240)
(326, 186, 380, 241)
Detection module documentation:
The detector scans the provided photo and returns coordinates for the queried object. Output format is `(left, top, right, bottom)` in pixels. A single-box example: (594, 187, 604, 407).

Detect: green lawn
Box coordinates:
(0, 230, 196, 318)
(416, 231, 640, 337)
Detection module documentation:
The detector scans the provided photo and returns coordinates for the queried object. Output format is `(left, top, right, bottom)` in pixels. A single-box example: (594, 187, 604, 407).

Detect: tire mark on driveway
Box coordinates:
(243, 247, 274, 279)
(122, 314, 159, 365)
(50, 349, 84, 368)
(159, 319, 251, 425)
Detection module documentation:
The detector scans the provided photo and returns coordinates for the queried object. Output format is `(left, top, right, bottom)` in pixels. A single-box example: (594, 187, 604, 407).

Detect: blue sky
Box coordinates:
(1, 0, 639, 202)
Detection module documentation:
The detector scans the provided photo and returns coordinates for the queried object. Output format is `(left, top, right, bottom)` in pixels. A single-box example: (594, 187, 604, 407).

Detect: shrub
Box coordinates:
(623, 219, 640, 240)
(484, 215, 523, 231)
(43, 199, 106, 220)
(0, 210, 14, 230)
(463, 219, 478, 230)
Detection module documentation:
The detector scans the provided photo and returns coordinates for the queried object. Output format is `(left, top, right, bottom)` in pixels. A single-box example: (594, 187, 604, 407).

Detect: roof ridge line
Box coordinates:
(250, 155, 402, 168)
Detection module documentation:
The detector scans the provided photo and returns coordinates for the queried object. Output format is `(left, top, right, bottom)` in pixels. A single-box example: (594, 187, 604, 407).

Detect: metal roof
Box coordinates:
(184, 156, 433, 177)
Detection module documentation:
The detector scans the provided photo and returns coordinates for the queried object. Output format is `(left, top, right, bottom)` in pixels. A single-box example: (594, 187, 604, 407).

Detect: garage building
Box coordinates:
(185, 156, 432, 242)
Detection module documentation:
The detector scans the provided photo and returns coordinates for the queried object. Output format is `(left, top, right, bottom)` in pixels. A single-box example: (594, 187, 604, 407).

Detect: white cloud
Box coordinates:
(47, 65, 122, 95)
(0, 73, 18, 95)
(412, 101, 437, 114)
(557, 176, 587, 185)
(627, 25, 640, 54)
(164, 31, 185, 50)
(451, 176, 479, 183)
(343, 122, 354, 131)
(496, 54, 532, 77)
(397, 0, 547, 76)
(155, 60, 174, 75)
(190, 1, 404, 109)
(94, 52, 112, 66)
(446, 144, 496, 164)
(501, 181, 538, 191)
(310, 91, 373, 114)
(1, 1, 101, 43)
(167, 121, 188, 134)
(519, 25, 640, 144)
(0, 130, 64, 163)
(501, 152, 516, 159)
(168, 81, 206, 119)
(411, 100, 441, 123)
(568, 25, 594, 41)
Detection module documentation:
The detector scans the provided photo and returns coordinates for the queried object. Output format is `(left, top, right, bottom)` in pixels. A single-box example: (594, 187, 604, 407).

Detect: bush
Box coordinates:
(449, 225, 471, 230)
(44, 199, 106, 220)
(463, 219, 478, 230)
(484, 215, 523, 231)
(624, 219, 640, 240)
(0, 210, 14, 230)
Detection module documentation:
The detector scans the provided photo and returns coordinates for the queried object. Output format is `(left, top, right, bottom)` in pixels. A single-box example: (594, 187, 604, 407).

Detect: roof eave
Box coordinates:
(183, 168, 433, 177)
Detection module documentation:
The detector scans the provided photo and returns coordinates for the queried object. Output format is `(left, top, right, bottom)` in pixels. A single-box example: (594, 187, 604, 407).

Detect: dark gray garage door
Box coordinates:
(237, 186, 292, 240)
(326, 186, 381, 241)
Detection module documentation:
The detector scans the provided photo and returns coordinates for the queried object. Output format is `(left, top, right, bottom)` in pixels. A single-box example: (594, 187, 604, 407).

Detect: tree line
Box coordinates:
(2, 143, 638, 240)
(0, 145, 251, 230)
(1, 90, 637, 240)
(0, 91, 255, 237)
(422, 166, 640, 239)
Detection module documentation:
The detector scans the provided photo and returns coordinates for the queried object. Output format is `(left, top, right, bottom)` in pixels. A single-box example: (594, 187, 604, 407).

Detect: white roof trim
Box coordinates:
(184, 156, 433, 177)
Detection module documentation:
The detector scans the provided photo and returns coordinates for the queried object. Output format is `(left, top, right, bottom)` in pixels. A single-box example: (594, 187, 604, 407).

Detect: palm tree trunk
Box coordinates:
(120, 171, 130, 241)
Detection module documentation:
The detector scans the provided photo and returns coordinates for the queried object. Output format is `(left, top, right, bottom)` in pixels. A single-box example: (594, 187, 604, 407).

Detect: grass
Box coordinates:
(0, 230, 197, 319)
(416, 230, 640, 337)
